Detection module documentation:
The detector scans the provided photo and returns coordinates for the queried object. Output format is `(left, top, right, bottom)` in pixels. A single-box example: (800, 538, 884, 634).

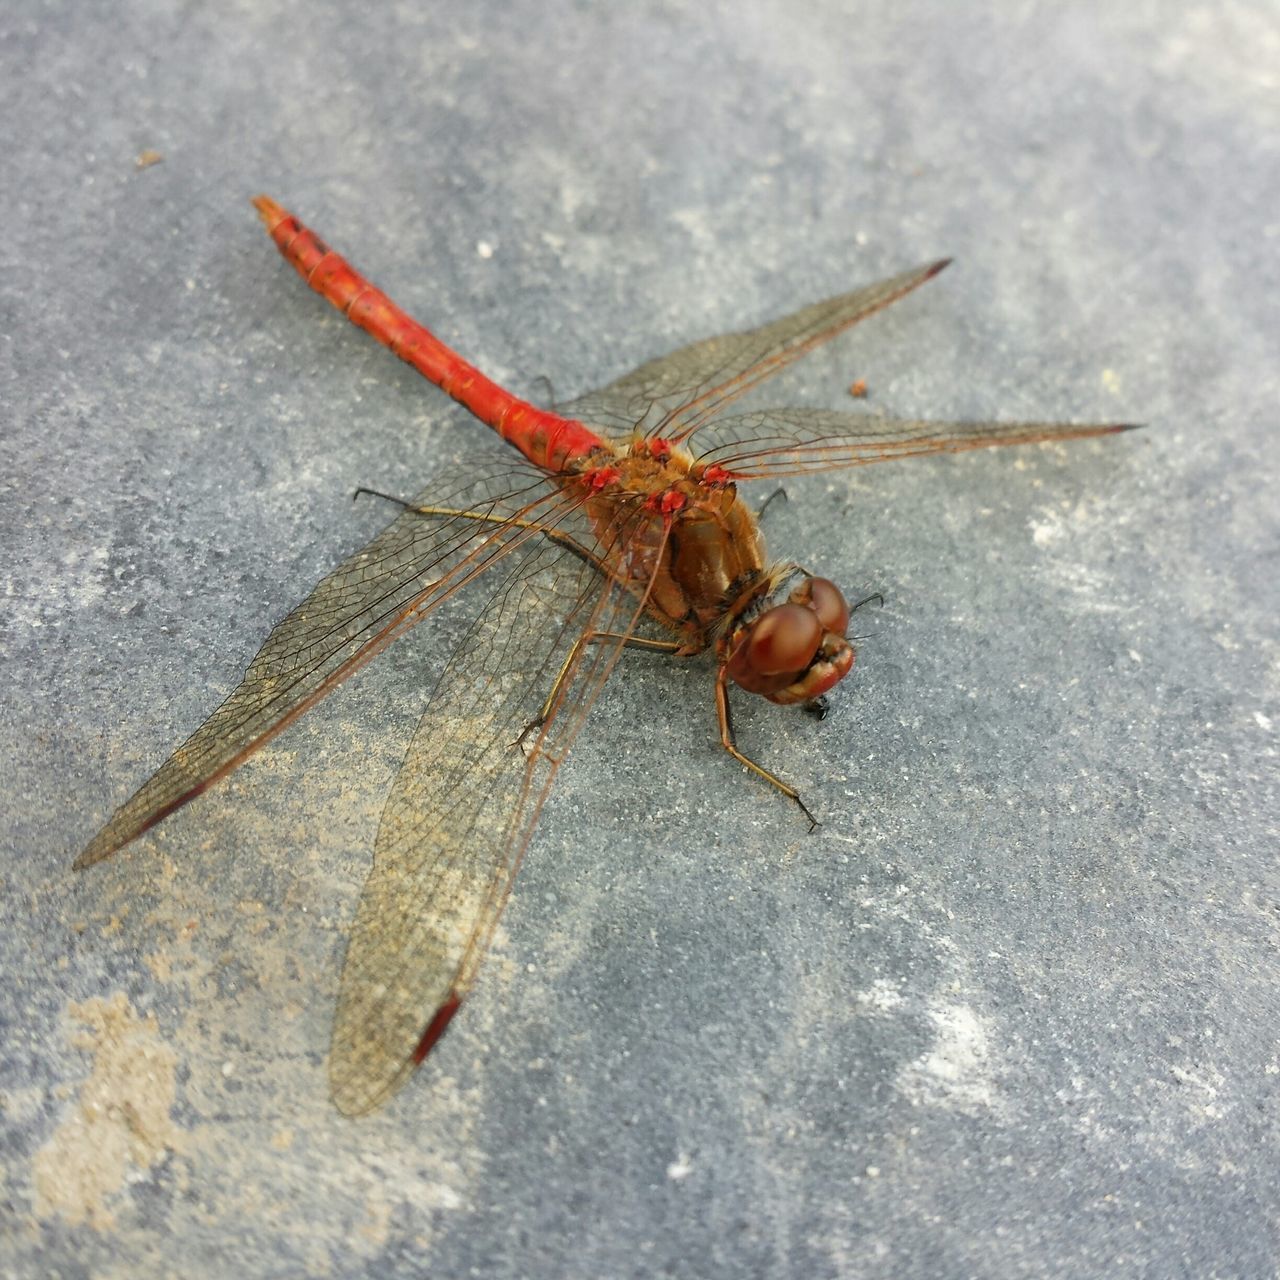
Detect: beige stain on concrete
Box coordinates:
(33, 993, 183, 1229)
(29, 709, 512, 1267)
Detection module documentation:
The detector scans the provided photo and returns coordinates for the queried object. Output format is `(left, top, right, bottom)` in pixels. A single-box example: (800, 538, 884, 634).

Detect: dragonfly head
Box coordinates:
(724, 575, 855, 706)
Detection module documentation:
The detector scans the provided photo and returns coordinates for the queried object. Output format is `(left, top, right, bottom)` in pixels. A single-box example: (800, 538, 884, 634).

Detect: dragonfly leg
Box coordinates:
(353, 487, 607, 572)
(715, 668, 818, 830)
(755, 487, 789, 522)
(353, 484, 414, 507)
(516, 632, 684, 754)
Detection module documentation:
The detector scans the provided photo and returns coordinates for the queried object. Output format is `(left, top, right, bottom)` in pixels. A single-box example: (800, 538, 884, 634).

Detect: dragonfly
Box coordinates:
(75, 196, 1135, 1114)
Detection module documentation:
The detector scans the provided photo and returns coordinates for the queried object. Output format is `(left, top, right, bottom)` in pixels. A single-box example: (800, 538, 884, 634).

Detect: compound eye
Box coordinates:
(791, 576, 850, 635)
(746, 603, 823, 676)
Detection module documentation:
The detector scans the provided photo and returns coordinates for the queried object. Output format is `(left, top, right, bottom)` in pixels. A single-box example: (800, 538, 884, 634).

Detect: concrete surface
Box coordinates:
(2, 0, 1277, 1276)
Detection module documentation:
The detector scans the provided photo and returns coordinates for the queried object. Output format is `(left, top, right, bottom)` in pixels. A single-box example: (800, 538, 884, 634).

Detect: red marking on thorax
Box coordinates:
(700, 464, 735, 487)
(642, 489, 687, 516)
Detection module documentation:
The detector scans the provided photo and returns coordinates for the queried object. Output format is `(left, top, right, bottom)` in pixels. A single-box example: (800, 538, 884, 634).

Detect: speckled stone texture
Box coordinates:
(2, 1, 1277, 1276)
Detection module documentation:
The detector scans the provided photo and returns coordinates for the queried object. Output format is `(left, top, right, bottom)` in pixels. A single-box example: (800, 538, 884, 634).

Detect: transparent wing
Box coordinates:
(78, 259, 957, 870)
(328, 498, 664, 1114)
(689, 409, 1139, 479)
(75, 461, 583, 867)
(562, 260, 949, 438)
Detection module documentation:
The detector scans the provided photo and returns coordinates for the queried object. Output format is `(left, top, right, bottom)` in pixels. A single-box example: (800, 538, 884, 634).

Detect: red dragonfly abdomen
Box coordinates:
(253, 196, 604, 473)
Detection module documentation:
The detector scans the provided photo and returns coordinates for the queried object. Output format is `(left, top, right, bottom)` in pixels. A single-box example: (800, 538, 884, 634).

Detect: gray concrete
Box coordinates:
(2, 0, 1277, 1275)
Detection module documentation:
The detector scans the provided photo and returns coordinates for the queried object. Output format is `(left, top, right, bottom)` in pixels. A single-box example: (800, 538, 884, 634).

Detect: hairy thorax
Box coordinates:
(573, 436, 772, 650)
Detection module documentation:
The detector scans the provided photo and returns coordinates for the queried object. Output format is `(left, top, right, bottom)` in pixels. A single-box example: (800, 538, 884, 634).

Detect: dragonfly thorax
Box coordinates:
(583, 442, 771, 640)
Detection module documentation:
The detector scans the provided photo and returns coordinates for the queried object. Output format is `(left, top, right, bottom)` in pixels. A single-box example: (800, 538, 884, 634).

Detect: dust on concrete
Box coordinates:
(896, 998, 1004, 1116)
(33, 710, 504, 1268)
(33, 993, 183, 1229)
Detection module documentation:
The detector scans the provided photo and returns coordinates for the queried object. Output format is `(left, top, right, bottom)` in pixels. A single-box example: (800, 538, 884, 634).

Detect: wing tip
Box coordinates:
(72, 783, 206, 872)
(73, 828, 126, 870)
(925, 257, 953, 279)
(328, 991, 465, 1117)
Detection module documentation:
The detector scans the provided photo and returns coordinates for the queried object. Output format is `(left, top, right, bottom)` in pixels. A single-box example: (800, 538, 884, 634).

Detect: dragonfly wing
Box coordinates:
(562, 261, 949, 438)
(75, 463, 580, 867)
(690, 409, 1140, 480)
(328, 502, 665, 1114)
